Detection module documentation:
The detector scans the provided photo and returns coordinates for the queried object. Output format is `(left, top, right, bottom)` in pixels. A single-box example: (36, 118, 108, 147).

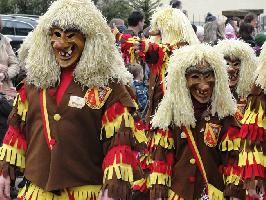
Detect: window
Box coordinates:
(1, 20, 15, 35)
(15, 22, 33, 36)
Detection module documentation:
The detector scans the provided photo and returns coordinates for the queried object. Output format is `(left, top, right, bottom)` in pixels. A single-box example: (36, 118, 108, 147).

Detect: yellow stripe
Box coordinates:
(42, 90, 52, 146)
(186, 128, 208, 183)
(94, 89, 101, 107)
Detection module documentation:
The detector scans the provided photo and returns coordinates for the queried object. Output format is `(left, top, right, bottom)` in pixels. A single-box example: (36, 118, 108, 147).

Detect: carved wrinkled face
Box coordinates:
(50, 28, 85, 68)
(186, 62, 215, 104)
(225, 56, 241, 88)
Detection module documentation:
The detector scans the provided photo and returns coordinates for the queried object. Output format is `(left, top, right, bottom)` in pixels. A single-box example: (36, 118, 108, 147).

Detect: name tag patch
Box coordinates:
(68, 96, 85, 109)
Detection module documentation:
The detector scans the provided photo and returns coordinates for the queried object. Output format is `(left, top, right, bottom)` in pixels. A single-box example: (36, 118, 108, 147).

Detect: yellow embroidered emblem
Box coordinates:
(203, 123, 221, 147)
(84, 87, 112, 109)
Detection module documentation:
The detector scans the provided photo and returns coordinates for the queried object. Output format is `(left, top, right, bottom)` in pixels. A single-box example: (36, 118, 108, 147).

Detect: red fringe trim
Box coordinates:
(144, 43, 165, 75)
(222, 164, 242, 177)
(132, 180, 147, 192)
(3, 126, 27, 151)
(118, 33, 136, 64)
(102, 145, 137, 170)
(150, 159, 173, 176)
(240, 124, 266, 142)
(241, 164, 265, 179)
(17, 84, 27, 103)
(102, 102, 125, 125)
(221, 127, 241, 141)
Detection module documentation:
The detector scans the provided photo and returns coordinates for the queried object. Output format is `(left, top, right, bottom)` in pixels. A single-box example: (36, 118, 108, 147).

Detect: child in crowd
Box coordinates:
(127, 63, 148, 117)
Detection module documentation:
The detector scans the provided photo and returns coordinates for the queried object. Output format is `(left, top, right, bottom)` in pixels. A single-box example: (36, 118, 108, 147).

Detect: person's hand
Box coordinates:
(0, 64, 8, 73)
(111, 23, 119, 36)
(98, 189, 114, 200)
(0, 73, 5, 82)
(0, 175, 10, 200)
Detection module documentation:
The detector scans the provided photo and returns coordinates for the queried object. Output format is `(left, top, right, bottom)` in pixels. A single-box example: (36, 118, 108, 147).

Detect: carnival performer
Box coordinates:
(149, 44, 246, 199)
(239, 43, 266, 199)
(0, 0, 147, 199)
(113, 6, 199, 124)
(215, 39, 258, 121)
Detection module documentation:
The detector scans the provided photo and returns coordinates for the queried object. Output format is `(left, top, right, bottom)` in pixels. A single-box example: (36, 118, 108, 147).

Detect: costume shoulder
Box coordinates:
(106, 81, 136, 109)
(221, 115, 241, 132)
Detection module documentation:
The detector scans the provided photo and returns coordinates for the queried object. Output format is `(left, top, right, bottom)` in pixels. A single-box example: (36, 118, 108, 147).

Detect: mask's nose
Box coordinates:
(52, 40, 70, 51)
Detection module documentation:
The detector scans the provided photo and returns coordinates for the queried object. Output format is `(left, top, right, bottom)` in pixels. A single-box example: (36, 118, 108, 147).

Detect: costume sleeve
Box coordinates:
(114, 31, 169, 71)
(238, 89, 265, 189)
(101, 101, 148, 199)
(148, 128, 175, 199)
(0, 84, 27, 170)
(220, 121, 246, 199)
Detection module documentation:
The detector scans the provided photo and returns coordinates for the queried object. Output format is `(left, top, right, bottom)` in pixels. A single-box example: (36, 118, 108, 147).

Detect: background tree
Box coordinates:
(97, 0, 132, 23)
(130, 0, 161, 26)
(0, 0, 55, 15)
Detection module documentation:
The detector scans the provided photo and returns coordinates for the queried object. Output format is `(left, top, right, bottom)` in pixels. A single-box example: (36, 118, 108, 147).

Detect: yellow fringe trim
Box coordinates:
(127, 37, 140, 64)
(151, 131, 174, 150)
(224, 173, 241, 185)
(208, 183, 224, 200)
(103, 156, 134, 184)
(168, 185, 224, 200)
(220, 136, 241, 152)
(139, 152, 153, 166)
(133, 178, 146, 188)
(238, 149, 266, 167)
(147, 172, 171, 187)
(15, 94, 28, 122)
(0, 143, 25, 168)
(241, 102, 266, 128)
(101, 109, 147, 144)
(134, 128, 148, 143)
(18, 183, 101, 200)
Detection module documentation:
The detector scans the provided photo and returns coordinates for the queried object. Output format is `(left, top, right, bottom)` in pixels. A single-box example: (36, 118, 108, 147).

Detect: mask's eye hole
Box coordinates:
(191, 74, 200, 79)
(233, 62, 240, 67)
(67, 33, 75, 38)
(55, 31, 61, 37)
(205, 73, 211, 78)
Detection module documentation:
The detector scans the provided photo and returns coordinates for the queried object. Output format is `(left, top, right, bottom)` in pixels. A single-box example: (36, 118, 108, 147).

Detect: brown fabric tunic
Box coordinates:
(170, 115, 238, 199)
(22, 80, 135, 191)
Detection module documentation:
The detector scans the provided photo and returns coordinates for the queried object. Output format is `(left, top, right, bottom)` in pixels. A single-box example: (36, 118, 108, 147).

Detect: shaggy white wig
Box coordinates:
(152, 44, 236, 129)
(150, 6, 199, 45)
(18, 31, 33, 70)
(25, 0, 132, 89)
(215, 39, 258, 97)
(256, 42, 266, 92)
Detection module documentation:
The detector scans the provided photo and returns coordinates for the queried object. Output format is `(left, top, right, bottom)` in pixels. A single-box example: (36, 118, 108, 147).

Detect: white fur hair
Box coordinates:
(215, 39, 258, 97)
(256, 42, 266, 92)
(150, 6, 199, 45)
(152, 44, 236, 129)
(25, 0, 132, 89)
(18, 31, 33, 70)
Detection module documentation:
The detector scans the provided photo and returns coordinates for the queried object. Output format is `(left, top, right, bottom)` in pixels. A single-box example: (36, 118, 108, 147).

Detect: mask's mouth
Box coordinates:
(196, 89, 209, 97)
(58, 46, 75, 60)
(229, 70, 240, 82)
